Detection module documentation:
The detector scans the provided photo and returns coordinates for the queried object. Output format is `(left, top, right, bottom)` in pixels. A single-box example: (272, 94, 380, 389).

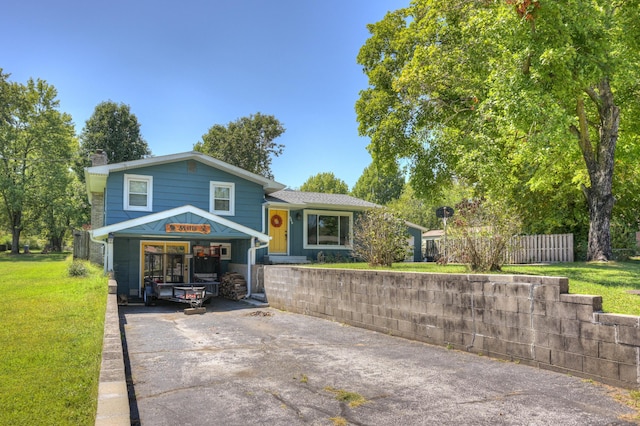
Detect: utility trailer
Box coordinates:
(143, 279, 219, 308)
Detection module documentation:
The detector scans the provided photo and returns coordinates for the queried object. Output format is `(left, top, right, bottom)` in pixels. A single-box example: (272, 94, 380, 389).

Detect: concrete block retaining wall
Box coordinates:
(95, 280, 129, 425)
(264, 266, 640, 389)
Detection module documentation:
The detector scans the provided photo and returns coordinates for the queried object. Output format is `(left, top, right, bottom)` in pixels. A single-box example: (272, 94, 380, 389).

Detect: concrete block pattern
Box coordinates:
(263, 266, 640, 389)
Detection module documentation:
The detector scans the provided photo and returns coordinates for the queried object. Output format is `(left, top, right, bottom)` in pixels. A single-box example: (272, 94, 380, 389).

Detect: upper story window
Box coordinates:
(304, 210, 352, 249)
(210, 181, 235, 216)
(124, 174, 153, 211)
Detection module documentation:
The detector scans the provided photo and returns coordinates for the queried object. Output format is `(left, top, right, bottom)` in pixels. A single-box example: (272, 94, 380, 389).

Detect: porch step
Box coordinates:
(264, 255, 310, 265)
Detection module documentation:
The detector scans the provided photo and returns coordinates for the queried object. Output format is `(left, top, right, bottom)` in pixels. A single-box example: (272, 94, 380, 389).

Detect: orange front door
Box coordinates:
(268, 209, 288, 254)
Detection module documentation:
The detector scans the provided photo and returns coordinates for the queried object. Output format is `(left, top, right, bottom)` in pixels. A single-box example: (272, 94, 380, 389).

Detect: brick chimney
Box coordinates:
(88, 149, 108, 266)
(90, 149, 108, 166)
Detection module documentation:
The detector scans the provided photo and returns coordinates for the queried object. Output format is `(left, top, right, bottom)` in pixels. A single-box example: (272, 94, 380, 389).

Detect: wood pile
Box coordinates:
(219, 272, 247, 300)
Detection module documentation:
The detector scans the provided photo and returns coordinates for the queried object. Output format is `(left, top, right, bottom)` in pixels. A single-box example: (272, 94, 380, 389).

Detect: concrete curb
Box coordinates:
(95, 280, 130, 426)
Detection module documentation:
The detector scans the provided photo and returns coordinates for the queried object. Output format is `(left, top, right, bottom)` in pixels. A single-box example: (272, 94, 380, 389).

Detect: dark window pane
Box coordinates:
(307, 214, 317, 245)
(319, 215, 338, 245)
(340, 216, 349, 245)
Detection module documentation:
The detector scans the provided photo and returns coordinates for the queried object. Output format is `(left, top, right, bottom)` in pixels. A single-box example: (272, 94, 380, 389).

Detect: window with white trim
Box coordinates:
(124, 174, 153, 211)
(210, 181, 235, 215)
(304, 210, 352, 249)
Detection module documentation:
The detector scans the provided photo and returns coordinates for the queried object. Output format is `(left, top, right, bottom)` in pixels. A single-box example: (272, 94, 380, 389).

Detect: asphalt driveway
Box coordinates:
(120, 298, 635, 425)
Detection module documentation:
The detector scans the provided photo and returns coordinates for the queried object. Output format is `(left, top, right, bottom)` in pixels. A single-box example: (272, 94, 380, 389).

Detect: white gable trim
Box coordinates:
(85, 151, 286, 195)
(91, 205, 270, 242)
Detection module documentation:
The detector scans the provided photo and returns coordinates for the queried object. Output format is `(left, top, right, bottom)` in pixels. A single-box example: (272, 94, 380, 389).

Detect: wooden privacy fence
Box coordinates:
(73, 230, 90, 260)
(433, 233, 574, 264)
(508, 233, 574, 263)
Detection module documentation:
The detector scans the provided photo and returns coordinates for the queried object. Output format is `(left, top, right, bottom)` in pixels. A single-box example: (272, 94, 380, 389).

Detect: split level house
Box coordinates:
(84, 151, 426, 299)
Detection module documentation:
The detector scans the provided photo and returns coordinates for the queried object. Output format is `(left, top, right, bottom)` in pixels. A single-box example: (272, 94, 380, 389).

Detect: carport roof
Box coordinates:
(91, 205, 270, 242)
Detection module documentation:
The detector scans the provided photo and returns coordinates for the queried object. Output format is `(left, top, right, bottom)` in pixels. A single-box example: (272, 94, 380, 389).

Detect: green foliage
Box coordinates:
(351, 208, 410, 267)
(194, 112, 285, 179)
(351, 162, 404, 205)
(77, 101, 150, 176)
(387, 180, 474, 230)
(68, 259, 89, 277)
(0, 69, 76, 254)
(356, 1, 640, 261)
(0, 254, 107, 425)
(300, 172, 349, 194)
(446, 199, 522, 272)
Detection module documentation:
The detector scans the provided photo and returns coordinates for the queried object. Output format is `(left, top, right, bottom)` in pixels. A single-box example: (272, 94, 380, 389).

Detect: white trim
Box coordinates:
(91, 205, 270, 242)
(210, 181, 235, 216)
(303, 209, 353, 250)
(85, 151, 286, 195)
(124, 174, 153, 212)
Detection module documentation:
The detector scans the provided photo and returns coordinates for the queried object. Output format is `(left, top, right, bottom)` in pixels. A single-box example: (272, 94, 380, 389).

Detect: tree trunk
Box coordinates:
(578, 79, 619, 261)
(10, 211, 22, 255)
(49, 233, 65, 252)
(585, 186, 614, 261)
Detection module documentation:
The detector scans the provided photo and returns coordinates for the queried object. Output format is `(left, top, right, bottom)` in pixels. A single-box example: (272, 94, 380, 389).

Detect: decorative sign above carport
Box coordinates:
(165, 223, 211, 234)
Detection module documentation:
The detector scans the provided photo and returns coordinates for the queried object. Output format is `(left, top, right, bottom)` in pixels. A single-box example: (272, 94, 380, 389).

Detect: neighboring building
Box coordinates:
(85, 151, 426, 298)
(422, 229, 445, 262)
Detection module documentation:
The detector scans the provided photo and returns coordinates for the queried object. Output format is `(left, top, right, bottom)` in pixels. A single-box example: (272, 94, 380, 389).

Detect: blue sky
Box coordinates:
(2, 0, 407, 189)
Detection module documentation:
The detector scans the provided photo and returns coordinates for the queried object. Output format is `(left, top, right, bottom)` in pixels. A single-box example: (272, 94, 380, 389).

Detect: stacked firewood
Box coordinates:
(219, 272, 247, 300)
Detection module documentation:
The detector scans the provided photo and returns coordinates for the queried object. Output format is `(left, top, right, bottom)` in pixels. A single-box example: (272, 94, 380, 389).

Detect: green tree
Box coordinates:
(351, 207, 410, 267)
(351, 162, 404, 205)
(195, 112, 285, 179)
(356, 0, 640, 261)
(36, 172, 89, 251)
(77, 101, 150, 177)
(0, 70, 75, 253)
(300, 172, 349, 194)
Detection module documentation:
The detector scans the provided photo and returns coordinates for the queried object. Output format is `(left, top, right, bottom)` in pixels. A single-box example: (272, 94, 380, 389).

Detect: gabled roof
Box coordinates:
(265, 190, 379, 210)
(91, 205, 270, 242)
(84, 151, 286, 194)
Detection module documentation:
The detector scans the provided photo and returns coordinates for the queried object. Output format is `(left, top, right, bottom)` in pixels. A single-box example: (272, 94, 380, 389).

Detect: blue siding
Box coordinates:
(105, 160, 264, 229)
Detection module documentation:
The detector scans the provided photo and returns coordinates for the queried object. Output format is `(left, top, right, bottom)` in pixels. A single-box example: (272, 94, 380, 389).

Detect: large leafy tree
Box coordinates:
(195, 113, 285, 179)
(0, 70, 75, 253)
(356, 0, 640, 261)
(300, 172, 349, 194)
(351, 162, 405, 205)
(77, 101, 150, 176)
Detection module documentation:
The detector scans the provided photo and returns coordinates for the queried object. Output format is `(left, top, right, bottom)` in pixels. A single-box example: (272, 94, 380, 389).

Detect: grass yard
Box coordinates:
(0, 253, 107, 426)
(316, 260, 640, 316)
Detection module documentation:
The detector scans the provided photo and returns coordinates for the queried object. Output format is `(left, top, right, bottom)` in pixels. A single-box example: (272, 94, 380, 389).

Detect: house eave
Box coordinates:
(84, 151, 286, 195)
(90, 205, 271, 243)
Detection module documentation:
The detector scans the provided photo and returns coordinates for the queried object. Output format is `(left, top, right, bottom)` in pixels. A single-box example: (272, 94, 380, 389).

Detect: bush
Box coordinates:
(351, 208, 411, 267)
(68, 260, 89, 277)
(446, 199, 521, 272)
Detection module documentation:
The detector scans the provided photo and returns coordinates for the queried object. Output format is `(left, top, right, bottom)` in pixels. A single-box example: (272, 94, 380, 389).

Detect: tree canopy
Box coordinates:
(351, 162, 405, 205)
(300, 172, 349, 194)
(356, 0, 640, 261)
(0, 70, 76, 253)
(77, 101, 150, 175)
(194, 113, 285, 179)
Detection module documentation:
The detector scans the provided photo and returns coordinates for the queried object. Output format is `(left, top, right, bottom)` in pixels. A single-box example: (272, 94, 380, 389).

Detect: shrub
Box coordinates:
(445, 199, 521, 272)
(351, 208, 411, 267)
(68, 260, 89, 277)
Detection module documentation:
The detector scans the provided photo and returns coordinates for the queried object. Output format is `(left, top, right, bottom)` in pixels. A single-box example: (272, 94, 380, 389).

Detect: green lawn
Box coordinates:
(316, 260, 640, 316)
(0, 253, 107, 426)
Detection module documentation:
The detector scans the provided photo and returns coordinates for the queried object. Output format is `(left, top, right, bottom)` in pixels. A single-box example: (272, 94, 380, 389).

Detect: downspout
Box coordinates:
(89, 232, 108, 275)
(246, 238, 270, 298)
